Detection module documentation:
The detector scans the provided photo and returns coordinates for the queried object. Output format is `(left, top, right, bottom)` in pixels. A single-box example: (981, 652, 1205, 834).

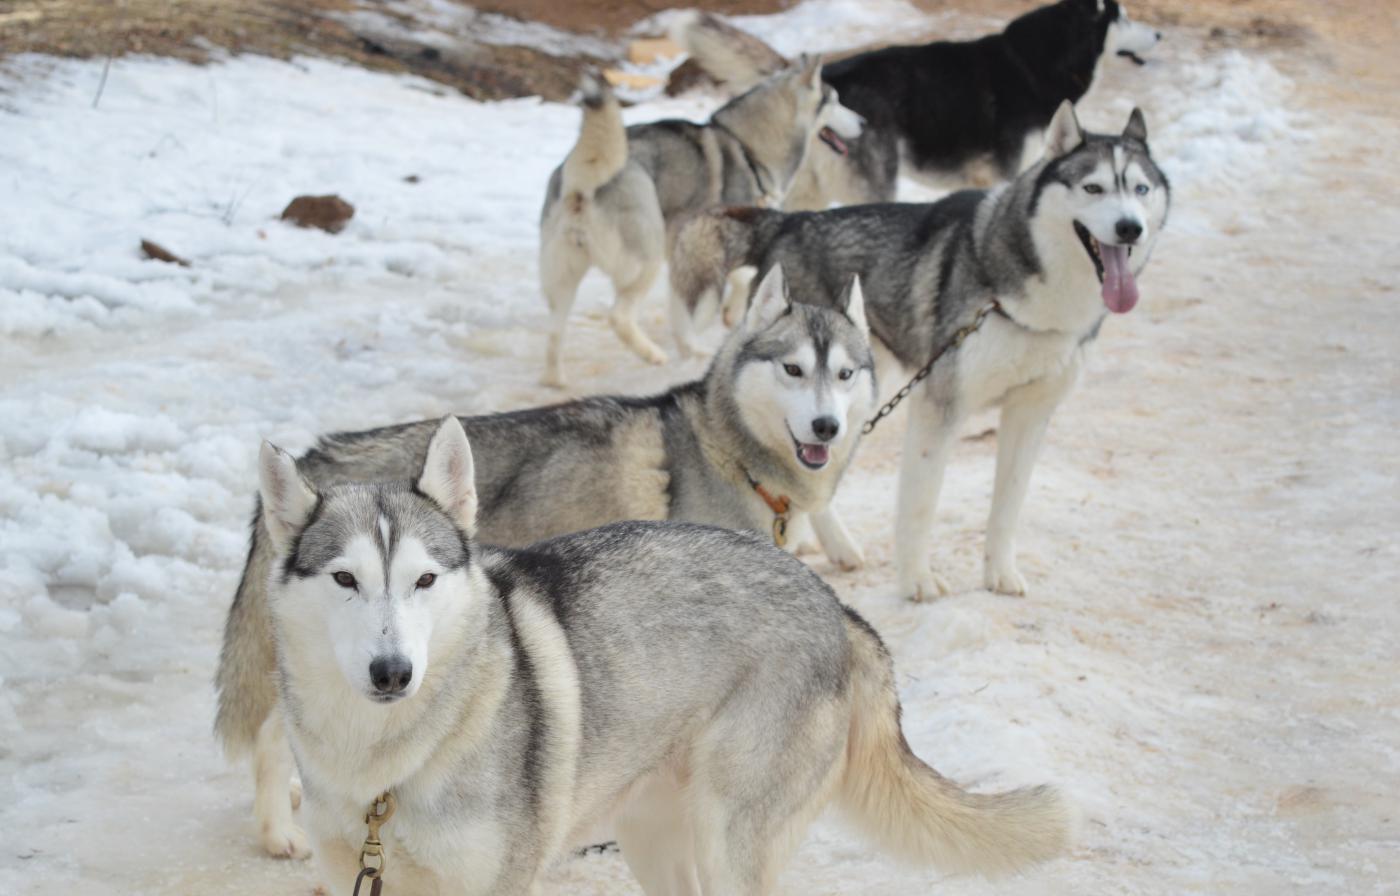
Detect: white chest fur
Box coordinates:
(953, 313, 1089, 413)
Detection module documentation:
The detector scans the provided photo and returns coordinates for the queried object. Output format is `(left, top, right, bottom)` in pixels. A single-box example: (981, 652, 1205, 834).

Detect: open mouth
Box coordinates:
(818, 126, 849, 156)
(1117, 49, 1148, 66)
(1073, 221, 1140, 314)
(789, 429, 831, 470)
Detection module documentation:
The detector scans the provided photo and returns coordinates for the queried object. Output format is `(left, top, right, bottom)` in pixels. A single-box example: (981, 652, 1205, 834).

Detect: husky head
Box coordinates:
(259, 418, 481, 705)
(718, 265, 876, 476)
(712, 55, 864, 200)
(1009, 0, 1160, 80)
(1035, 101, 1169, 314)
(1104, 1, 1162, 63)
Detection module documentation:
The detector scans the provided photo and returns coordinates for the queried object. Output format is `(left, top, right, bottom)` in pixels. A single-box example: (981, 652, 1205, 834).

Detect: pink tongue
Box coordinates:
(799, 443, 830, 466)
(1099, 243, 1139, 313)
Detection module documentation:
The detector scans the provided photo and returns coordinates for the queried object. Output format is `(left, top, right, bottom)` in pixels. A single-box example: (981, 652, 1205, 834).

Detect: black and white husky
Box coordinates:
(215, 268, 877, 857)
(256, 414, 1069, 893)
(674, 0, 1161, 208)
(671, 103, 1170, 600)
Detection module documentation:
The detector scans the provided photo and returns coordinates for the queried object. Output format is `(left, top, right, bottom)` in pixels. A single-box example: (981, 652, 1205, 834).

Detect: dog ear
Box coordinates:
(418, 415, 478, 536)
(744, 263, 791, 332)
(258, 441, 317, 556)
(1123, 107, 1148, 144)
(1044, 101, 1084, 158)
(840, 274, 869, 335)
(797, 53, 822, 87)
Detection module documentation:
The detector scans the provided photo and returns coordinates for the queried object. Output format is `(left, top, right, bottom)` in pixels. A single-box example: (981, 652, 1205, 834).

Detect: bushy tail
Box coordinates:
(669, 10, 786, 90)
(668, 206, 780, 330)
(560, 74, 627, 206)
(838, 609, 1071, 876)
(214, 502, 279, 757)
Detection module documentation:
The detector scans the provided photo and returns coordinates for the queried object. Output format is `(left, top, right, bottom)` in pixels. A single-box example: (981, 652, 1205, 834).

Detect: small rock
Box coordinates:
(280, 194, 355, 234)
(140, 239, 190, 266)
(403, 174, 420, 184)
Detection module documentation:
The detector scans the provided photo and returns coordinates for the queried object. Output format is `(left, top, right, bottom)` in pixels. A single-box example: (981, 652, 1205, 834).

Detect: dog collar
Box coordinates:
(744, 471, 792, 547)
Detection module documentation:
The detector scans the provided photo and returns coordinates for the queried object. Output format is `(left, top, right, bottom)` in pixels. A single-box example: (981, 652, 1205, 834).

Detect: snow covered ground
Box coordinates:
(2, 1, 1398, 893)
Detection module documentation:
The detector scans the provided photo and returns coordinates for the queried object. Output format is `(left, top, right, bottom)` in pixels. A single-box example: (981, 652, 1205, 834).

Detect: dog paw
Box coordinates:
(825, 542, 864, 572)
(983, 559, 1028, 596)
(903, 569, 951, 603)
(289, 777, 303, 810)
(262, 821, 312, 860)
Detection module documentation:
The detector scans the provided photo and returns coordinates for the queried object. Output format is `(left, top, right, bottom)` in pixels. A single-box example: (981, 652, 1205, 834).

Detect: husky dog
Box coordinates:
(671, 103, 1170, 600)
(215, 266, 877, 858)
(538, 60, 863, 385)
(257, 414, 1070, 894)
(674, 0, 1161, 210)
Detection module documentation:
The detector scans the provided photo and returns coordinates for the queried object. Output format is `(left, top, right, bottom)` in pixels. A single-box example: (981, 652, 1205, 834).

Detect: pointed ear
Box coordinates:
(797, 53, 822, 87)
(744, 264, 791, 332)
(1044, 101, 1084, 158)
(259, 441, 317, 555)
(840, 274, 868, 335)
(1123, 107, 1148, 144)
(417, 416, 477, 536)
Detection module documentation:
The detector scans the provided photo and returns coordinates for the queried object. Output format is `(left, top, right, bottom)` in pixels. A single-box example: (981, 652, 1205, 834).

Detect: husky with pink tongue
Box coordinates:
(669, 101, 1169, 600)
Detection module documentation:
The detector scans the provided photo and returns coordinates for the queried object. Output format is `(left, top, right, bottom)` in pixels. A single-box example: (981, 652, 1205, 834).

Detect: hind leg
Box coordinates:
(617, 771, 701, 896)
(254, 707, 310, 859)
(720, 267, 755, 329)
(540, 232, 591, 388)
(689, 696, 845, 895)
(609, 261, 668, 365)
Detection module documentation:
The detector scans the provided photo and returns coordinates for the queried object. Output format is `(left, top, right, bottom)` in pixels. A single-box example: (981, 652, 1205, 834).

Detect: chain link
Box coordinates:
(861, 300, 1002, 435)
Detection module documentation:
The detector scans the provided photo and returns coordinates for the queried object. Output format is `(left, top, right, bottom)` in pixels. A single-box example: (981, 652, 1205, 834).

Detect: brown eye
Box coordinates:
(783, 363, 803, 378)
(333, 571, 357, 589)
(838, 368, 854, 381)
(416, 573, 436, 590)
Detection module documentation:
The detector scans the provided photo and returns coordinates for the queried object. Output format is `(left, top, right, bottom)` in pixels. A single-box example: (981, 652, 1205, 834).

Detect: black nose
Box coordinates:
(369, 656, 413, 694)
(811, 416, 840, 442)
(1115, 219, 1144, 243)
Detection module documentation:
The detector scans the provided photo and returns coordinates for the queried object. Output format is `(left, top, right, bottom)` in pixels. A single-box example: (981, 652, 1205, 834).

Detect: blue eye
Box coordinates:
(1135, 184, 1150, 196)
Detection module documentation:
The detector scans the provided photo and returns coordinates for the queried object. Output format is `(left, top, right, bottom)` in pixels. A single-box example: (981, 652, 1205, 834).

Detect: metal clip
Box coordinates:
(358, 792, 396, 875)
(772, 514, 789, 548)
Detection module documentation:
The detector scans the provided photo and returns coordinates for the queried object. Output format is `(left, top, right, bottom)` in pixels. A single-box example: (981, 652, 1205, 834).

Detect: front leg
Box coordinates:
(895, 394, 960, 602)
(984, 366, 1079, 595)
(810, 505, 864, 571)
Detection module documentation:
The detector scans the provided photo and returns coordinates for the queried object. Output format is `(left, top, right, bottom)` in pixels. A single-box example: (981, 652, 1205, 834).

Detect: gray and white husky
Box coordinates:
(257, 414, 1070, 894)
(670, 103, 1170, 600)
(537, 60, 863, 386)
(215, 266, 877, 857)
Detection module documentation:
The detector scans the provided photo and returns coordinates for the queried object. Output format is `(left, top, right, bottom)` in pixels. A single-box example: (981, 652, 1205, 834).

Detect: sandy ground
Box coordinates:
(1, 2, 1398, 895)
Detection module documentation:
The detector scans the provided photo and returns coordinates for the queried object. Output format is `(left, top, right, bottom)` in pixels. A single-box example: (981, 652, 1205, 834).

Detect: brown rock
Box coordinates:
(281, 195, 355, 234)
(140, 239, 190, 266)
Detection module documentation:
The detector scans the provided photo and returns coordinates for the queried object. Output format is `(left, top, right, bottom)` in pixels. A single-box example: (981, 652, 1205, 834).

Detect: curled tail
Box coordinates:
(670, 10, 786, 90)
(838, 609, 1071, 875)
(214, 502, 279, 757)
(560, 74, 627, 208)
(668, 206, 781, 335)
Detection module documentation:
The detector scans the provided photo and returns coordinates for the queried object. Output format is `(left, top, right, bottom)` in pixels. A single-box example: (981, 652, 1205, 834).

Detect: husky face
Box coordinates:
(1037, 102, 1170, 314)
(259, 419, 482, 705)
(816, 84, 865, 157)
(732, 266, 876, 472)
(1106, 2, 1162, 60)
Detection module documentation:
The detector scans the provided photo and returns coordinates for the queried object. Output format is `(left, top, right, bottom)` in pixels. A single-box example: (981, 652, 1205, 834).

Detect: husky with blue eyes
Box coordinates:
(670, 102, 1170, 601)
(257, 415, 1069, 895)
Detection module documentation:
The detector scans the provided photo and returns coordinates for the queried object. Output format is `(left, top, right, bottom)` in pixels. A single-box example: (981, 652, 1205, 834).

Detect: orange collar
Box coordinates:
(745, 472, 791, 547)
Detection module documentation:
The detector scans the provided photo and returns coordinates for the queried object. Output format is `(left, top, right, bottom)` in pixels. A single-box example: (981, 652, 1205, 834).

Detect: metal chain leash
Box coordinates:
(861, 300, 1003, 435)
